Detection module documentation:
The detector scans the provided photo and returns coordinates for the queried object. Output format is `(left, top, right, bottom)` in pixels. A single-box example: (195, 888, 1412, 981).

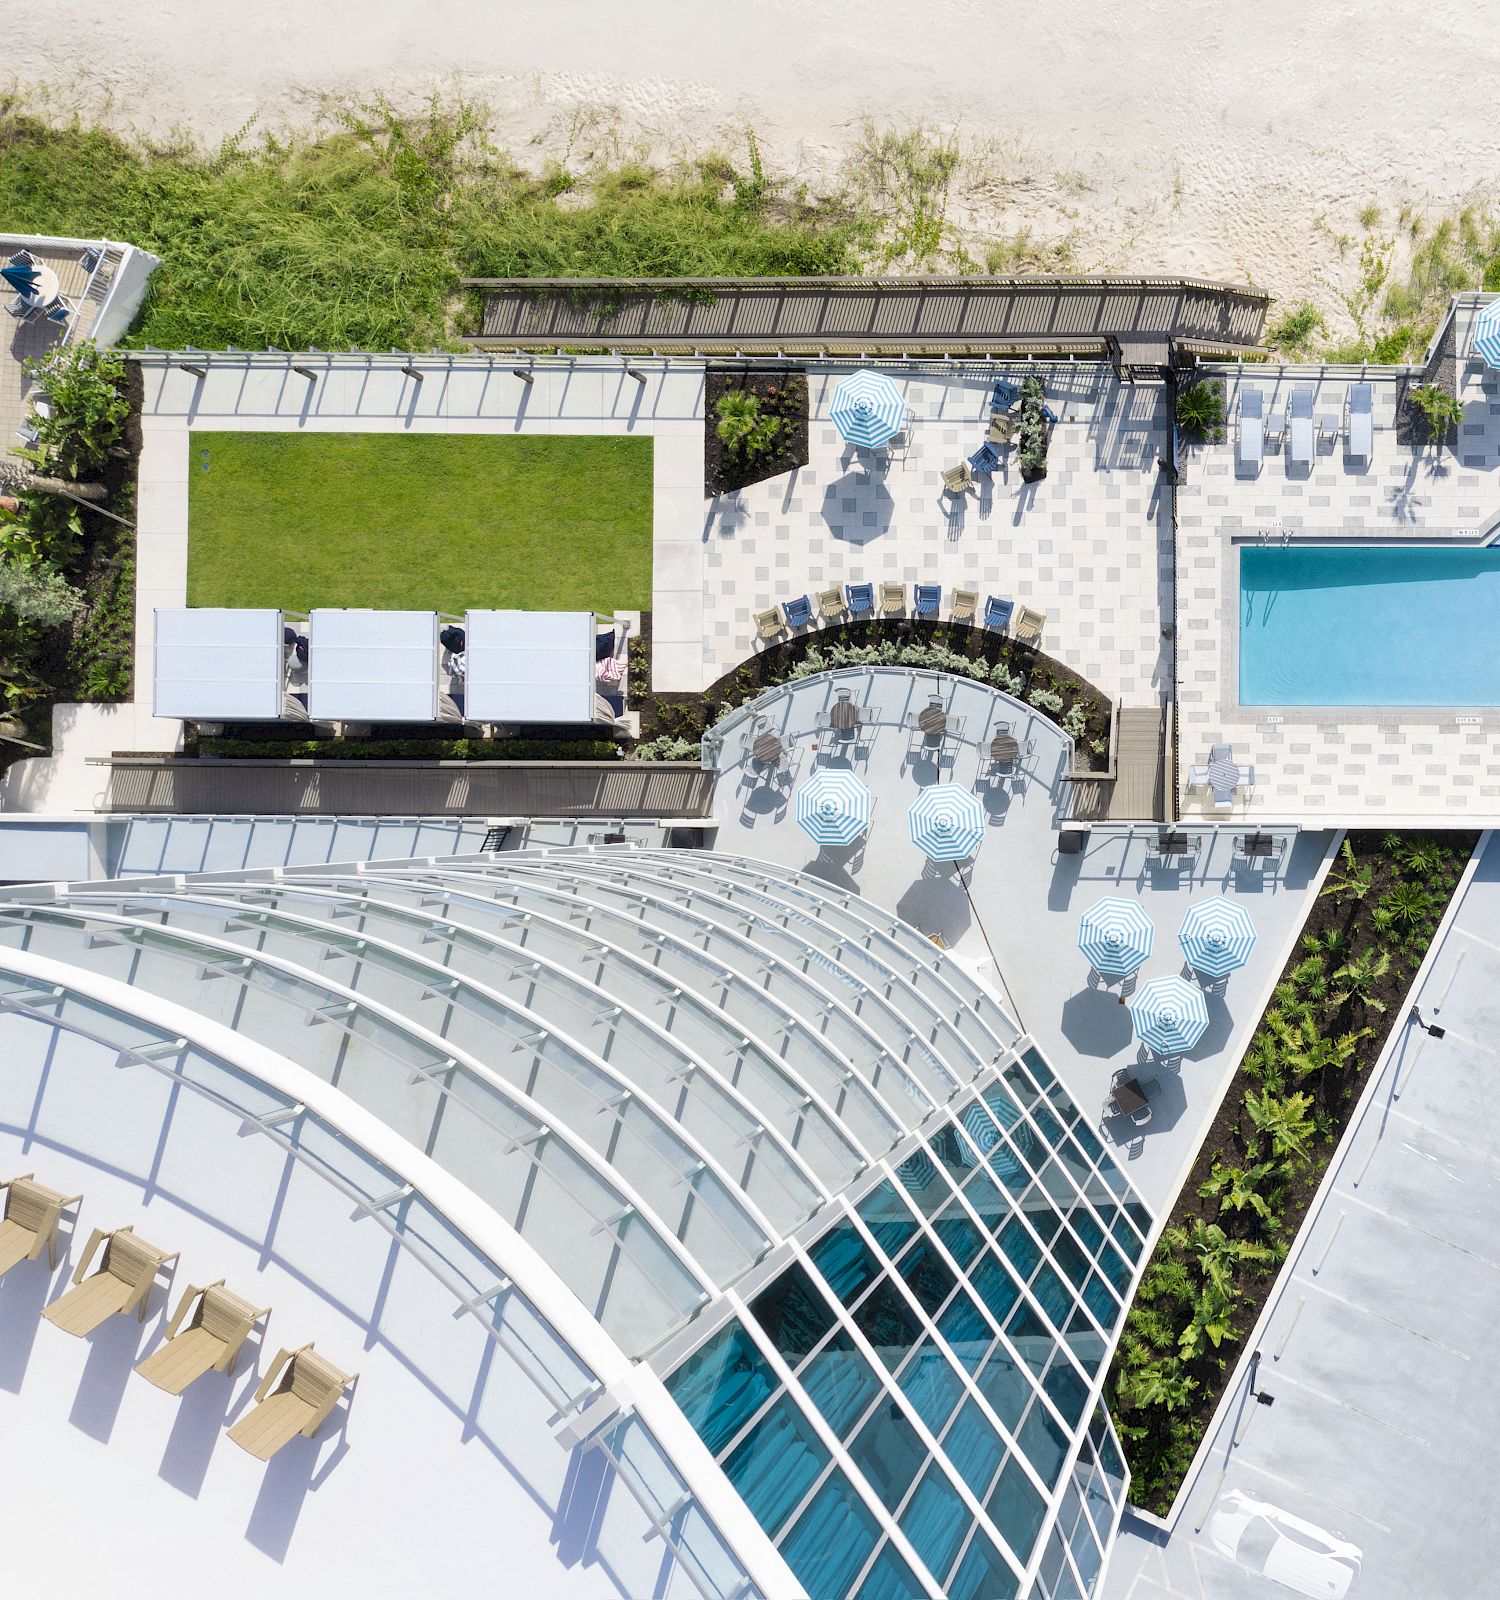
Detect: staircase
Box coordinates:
(1107, 707, 1167, 820)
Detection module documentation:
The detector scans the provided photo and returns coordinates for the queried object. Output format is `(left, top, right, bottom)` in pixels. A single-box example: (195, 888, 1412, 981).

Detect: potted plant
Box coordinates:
(1018, 375, 1050, 482)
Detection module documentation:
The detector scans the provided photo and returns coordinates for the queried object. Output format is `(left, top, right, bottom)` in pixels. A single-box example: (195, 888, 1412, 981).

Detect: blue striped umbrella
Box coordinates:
(908, 786, 985, 861)
(796, 769, 872, 847)
(1474, 300, 1500, 369)
(1077, 898, 1155, 977)
(895, 1149, 938, 1192)
(1131, 975, 1210, 1056)
(829, 369, 906, 449)
(961, 1098, 1031, 1181)
(1178, 897, 1256, 979)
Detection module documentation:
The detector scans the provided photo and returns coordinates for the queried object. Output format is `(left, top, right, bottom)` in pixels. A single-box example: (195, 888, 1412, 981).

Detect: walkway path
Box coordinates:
(1102, 830, 1498, 1600)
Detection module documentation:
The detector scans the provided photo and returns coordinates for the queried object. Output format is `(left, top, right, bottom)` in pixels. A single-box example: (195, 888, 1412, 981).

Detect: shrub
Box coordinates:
(1017, 375, 1049, 477)
(1409, 383, 1463, 441)
(1061, 703, 1089, 739)
(0, 559, 82, 628)
(1175, 379, 1226, 441)
(633, 734, 702, 761)
(714, 390, 789, 460)
(1028, 686, 1064, 714)
(1265, 302, 1323, 358)
(21, 339, 129, 480)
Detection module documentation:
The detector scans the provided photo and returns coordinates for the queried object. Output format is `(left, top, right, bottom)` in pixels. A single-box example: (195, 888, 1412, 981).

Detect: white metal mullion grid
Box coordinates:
(0, 903, 719, 1324)
(271, 873, 867, 1195)
(500, 858, 953, 1120)
(355, 867, 903, 1168)
(105, 885, 799, 1254)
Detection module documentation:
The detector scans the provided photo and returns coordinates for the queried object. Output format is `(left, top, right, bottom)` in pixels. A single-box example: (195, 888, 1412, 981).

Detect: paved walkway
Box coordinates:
(467, 276, 1268, 364)
(1102, 831, 1497, 1600)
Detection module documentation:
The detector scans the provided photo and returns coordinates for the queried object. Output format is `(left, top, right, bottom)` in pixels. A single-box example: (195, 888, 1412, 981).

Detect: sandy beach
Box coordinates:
(14, 0, 1500, 335)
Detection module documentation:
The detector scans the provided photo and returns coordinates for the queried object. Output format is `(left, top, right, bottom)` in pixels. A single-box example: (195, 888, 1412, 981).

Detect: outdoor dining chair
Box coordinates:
(136, 1281, 271, 1395)
(42, 1226, 179, 1336)
(951, 589, 978, 625)
(782, 594, 813, 630)
(984, 596, 1014, 633)
(0, 1175, 82, 1279)
(941, 462, 977, 497)
(226, 1344, 357, 1460)
(879, 582, 906, 617)
(913, 583, 941, 618)
(846, 582, 875, 618)
(967, 443, 1001, 477)
(45, 301, 71, 327)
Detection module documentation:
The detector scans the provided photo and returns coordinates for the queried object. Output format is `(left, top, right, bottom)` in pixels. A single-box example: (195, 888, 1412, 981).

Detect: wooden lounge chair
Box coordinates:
(817, 586, 847, 622)
(227, 1344, 357, 1460)
(941, 462, 976, 496)
(879, 582, 905, 617)
(136, 1281, 270, 1395)
(1014, 606, 1047, 645)
(0, 1174, 82, 1278)
(951, 589, 978, 625)
(754, 607, 783, 641)
(42, 1226, 179, 1336)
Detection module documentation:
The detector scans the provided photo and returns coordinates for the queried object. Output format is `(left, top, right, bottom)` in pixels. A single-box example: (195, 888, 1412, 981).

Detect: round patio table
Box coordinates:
(16, 263, 60, 308)
(752, 732, 784, 765)
(830, 699, 860, 732)
(918, 705, 948, 737)
(989, 734, 1020, 763)
(1207, 756, 1242, 791)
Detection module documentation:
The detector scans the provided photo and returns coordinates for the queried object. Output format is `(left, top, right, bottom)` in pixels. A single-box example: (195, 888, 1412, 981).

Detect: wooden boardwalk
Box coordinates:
(463, 274, 1268, 366)
(96, 759, 715, 818)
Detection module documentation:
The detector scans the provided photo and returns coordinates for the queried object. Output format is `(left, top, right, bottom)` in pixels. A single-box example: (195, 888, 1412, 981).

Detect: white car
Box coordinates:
(1207, 1490, 1361, 1599)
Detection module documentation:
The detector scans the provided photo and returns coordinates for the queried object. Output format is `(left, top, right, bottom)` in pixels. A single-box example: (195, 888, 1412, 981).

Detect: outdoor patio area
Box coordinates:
(707, 667, 1335, 1212)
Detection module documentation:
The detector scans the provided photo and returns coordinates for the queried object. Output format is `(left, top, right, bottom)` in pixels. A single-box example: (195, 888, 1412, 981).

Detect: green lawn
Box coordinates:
(187, 433, 654, 613)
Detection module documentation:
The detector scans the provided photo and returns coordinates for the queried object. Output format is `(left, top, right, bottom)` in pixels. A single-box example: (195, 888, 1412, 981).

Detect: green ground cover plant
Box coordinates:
(1109, 831, 1474, 1513)
(1174, 379, 1226, 442)
(0, 97, 867, 350)
(187, 432, 653, 613)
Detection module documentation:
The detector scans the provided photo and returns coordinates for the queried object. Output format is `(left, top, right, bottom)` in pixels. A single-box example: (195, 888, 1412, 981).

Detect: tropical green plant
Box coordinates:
(714, 390, 788, 460)
(1116, 1358, 1198, 1413)
(1246, 1089, 1317, 1163)
(1177, 1283, 1239, 1357)
(1166, 1220, 1276, 1295)
(1330, 947, 1391, 1012)
(1286, 1026, 1374, 1082)
(1198, 1159, 1279, 1222)
(20, 339, 129, 479)
(1373, 880, 1433, 933)
(1174, 379, 1226, 441)
(1320, 838, 1372, 903)
(1410, 383, 1463, 442)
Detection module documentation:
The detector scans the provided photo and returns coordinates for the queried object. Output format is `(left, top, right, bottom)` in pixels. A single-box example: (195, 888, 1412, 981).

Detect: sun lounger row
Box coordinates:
(1, 1172, 356, 1460)
(757, 585, 1046, 644)
(1238, 381, 1373, 469)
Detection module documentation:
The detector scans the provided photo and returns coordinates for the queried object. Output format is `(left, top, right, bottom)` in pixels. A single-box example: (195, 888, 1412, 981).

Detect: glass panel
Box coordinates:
(1071, 1211, 1104, 1255)
(855, 1542, 928, 1600)
(810, 1221, 882, 1307)
(799, 1329, 884, 1439)
(853, 1278, 922, 1370)
(947, 1528, 1019, 1600)
(1021, 1046, 1055, 1090)
(1083, 1271, 1120, 1328)
(750, 1262, 836, 1363)
(977, 1342, 1031, 1434)
(857, 1179, 920, 1257)
(665, 1322, 777, 1457)
(928, 1123, 973, 1184)
(778, 1473, 882, 1600)
(898, 1239, 957, 1317)
(998, 1218, 1041, 1282)
(848, 1400, 927, 1512)
(897, 1465, 969, 1585)
(1005, 1304, 1053, 1381)
(932, 1205, 985, 1269)
(942, 1400, 1004, 1499)
(960, 1168, 1010, 1233)
(1044, 1359, 1089, 1430)
(987, 1454, 1047, 1567)
(936, 1291, 991, 1376)
(969, 1255, 1020, 1327)
(897, 1337, 964, 1433)
(1018, 1399, 1068, 1481)
(1051, 1231, 1091, 1290)
(723, 1393, 830, 1536)
(1031, 1261, 1074, 1330)
(1067, 1482, 1105, 1590)
(894, 1147, 952, 1218)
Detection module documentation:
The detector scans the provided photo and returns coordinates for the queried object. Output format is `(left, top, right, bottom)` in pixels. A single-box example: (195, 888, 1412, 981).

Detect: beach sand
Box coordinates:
(14, 0, 1500, 334)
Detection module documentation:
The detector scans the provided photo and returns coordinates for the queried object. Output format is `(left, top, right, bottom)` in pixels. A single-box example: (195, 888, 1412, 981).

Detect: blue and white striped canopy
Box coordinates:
(1131, 975, 1210, 1056)
(961, 1098, 1030, 1181)
(796, 769, 872, 846)
(908, 786, 985, 861)
(895, 1149, 939, 1192)
(1474, 299, 1500, 369)
(829, 369, 906, 449)
(1178, 897, 1256, 978)
(1077, 898, 1155, 977)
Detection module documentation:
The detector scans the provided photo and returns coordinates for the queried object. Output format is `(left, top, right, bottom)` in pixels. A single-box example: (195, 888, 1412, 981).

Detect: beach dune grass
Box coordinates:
(187, 432, 654, 613)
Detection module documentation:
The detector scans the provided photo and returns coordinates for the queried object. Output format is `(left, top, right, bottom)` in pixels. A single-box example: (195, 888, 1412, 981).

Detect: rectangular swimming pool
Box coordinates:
(1239, 545, 1500, 707)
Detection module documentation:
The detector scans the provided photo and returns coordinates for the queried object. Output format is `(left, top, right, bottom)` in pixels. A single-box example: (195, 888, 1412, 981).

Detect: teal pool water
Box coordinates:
(1239, 545, 1500, 706)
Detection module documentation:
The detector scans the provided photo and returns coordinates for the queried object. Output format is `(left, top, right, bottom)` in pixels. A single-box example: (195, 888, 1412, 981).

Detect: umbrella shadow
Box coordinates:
(804, 842, 865, 893)
(820, 471, 894, 545)
(896, 868, 972, 946)
(1060, 988, 1135, 1060)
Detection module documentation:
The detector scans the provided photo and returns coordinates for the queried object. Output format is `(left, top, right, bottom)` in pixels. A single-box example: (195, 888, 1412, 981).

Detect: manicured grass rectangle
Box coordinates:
(187, 432, 654, 614)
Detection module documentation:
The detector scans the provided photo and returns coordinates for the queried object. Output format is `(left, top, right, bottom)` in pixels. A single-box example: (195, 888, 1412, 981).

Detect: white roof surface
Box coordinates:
(153, 608, 284, 720)
(307, 610, 437, 722)
(464, 610, 597, 723)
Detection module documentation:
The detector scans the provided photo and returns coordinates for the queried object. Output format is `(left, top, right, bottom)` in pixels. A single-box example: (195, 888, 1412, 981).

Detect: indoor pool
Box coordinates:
(1239, 544, 1500, 706)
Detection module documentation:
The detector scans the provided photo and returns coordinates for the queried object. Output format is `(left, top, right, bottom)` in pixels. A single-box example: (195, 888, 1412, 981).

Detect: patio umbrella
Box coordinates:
(961, 1098, 1031, 1181)
(908, 786, 985, 861)
(796, 769, 872, 847)
(1474, 299, 1500, 369)
(829, 369, 906, 449)
(1077, 898, 1155, 977)
(0, 263, 39, 296)
(1178, 898, 1256, 979)
(1131, 975, 1210, 1056)
(895, 1148, 939, 1192)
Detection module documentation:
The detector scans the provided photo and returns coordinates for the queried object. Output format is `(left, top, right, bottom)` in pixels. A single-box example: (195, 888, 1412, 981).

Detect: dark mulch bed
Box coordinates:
(629, 615, 1114, 769)
(1112, 829, 1477, 1512)
(704, 366, 808, 495)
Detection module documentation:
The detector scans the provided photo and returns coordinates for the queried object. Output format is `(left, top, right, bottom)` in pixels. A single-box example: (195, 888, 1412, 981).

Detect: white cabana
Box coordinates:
(153, 607, 286, 720)
(307, 609, 439, 723)
(464, 610, 599, 724)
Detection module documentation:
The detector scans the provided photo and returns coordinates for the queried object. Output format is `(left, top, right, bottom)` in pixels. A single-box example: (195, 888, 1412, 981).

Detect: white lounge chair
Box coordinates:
(1346, 382, 1373, 463)
(1186, 764, 1210, 789)
(1238, 386, 1264, 468)
(1287, 388, 1314, 468)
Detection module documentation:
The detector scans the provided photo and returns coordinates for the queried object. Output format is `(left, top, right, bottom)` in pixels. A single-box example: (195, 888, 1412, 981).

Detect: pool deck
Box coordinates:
(1177, 296, 1500, 824)
(1102, 829, 1500, 1600)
